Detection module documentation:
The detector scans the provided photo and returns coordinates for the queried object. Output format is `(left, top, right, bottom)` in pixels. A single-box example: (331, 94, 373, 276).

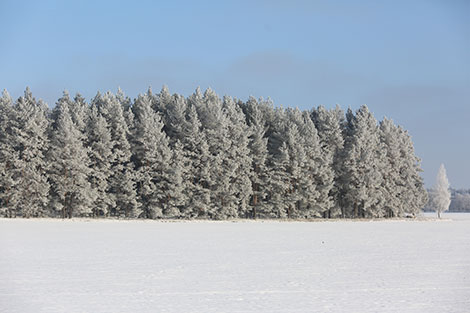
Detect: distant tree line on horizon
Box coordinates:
(0, 86, 428, 219)
(424, 189, 470, 213)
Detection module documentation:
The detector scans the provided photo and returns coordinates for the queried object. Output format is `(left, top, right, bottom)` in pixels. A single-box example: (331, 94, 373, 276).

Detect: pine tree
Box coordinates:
(8, 88, 50, 217)
(150, 85, 172, 124)
(48, 91, 93, 218)
(181, 99, 211, 218)
(311, 105, 345, 217)
(93, 91, 140, 217)
(298, 110, 333, 218)
(87, 106, 114, 217)
(0, 85, 430, 220)
(0, 90, 17, 217)
(164, 94, 189, 143)
(222, 96, 252, 218)
(163, 141, 186, 217)
(204, 90, 235, 219)
(284, 116, 303, 218)
(268, 142, 290, 218)
(264, 107, 292, 218)
(380, 119, 428, 217)
(69, 93, 89, 139)
(398, 127, 428, 216)
(341, 105, 386, 218)
(245, 98, 270, 218)
(379, 118, 403, 217)
(132, 93, 173, 218)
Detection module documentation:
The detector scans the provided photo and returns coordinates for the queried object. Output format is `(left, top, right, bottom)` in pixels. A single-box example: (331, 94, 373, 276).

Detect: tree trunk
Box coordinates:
(354, 202, 358, 218)
(62, 195, 66, 219)
(252, 194, 257, 219)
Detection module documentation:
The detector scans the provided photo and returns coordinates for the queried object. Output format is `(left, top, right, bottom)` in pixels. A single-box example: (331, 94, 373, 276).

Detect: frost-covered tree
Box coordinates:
(0, 85, 429, 220)
(450, 191, 470, 212)
(268, 142, 290, 218)
(181, 97, 211, 218)
(341, 105, 386, 218)
(311, 105, 344, 217)
(7, 88, 50, 217)
(297, 110, 333, 218)
(93, 91, 140, 217)
(69, 93, 89, 139)
(87, 106, 114, 217)
(379, 119, 427, 217)
(379, 118, 403, 217)
(132, 92, 176, 218)
(222, 96, 252, 218)
(163, 94, 189, 144)
(199, 89, 235, 218)
(48, 92, 93, 218)
(431, 164, 451, 218)
(264, 107, 292, 218)
(164, 141, 186, 217)
(245, 98, 270, 218)
(0, 90, 17, 217)
(396, 127, 428, 216)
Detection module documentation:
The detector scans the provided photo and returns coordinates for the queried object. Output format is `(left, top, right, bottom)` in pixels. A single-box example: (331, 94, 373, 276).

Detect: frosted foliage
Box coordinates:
(222, 96, 252, 218)
(341, 105, 386, 218)
(246, 99, 270, 218)
(10, 89, 50, 217)
(48, 92, 93, 218)
(0, 86, 428, 219)
(432, 164, 451, 218)
(0, 88, 50, 217)
(132, 93, 174, 218)
(87, 106, 114, 216)
(93, 91, 139, 217)
(311, 105, 344, 217)
(0, 90, 16, 217)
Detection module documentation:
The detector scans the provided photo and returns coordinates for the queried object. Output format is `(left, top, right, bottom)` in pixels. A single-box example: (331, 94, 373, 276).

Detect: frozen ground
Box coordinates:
(1, 214, 469, 313)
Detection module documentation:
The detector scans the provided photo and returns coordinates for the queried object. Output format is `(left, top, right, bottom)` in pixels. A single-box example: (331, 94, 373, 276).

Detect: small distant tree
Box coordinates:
(431, 164, 451, 218)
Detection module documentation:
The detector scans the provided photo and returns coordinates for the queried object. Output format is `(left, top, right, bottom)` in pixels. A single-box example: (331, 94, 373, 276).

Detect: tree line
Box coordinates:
(424, 188, 470, 213)
(0, 86, 428, 219)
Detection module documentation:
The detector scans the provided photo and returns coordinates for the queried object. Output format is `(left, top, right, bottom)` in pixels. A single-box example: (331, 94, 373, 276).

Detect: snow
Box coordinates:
(1, 215, 469, 313)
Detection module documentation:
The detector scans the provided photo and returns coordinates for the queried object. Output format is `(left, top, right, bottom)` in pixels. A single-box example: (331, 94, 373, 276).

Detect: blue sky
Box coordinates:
(1, 0, 469, 188)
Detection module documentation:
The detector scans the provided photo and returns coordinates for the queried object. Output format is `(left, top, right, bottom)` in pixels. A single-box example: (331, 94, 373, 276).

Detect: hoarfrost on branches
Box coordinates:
(0, 86, 428, 219)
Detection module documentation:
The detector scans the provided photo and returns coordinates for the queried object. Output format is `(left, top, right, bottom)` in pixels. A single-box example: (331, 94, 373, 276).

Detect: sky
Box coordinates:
(0, 0, 468, 188)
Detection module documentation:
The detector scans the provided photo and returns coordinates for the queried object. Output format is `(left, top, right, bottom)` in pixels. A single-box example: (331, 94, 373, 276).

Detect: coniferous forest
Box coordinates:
(0, 87, 428, 219)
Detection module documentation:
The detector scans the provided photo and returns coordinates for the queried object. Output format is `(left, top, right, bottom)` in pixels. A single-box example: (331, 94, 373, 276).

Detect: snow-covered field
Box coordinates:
(1, 214, 469, 313)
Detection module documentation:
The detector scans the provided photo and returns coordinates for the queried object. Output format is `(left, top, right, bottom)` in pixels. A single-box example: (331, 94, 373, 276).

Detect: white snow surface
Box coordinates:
(1, 214, 470, 313)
